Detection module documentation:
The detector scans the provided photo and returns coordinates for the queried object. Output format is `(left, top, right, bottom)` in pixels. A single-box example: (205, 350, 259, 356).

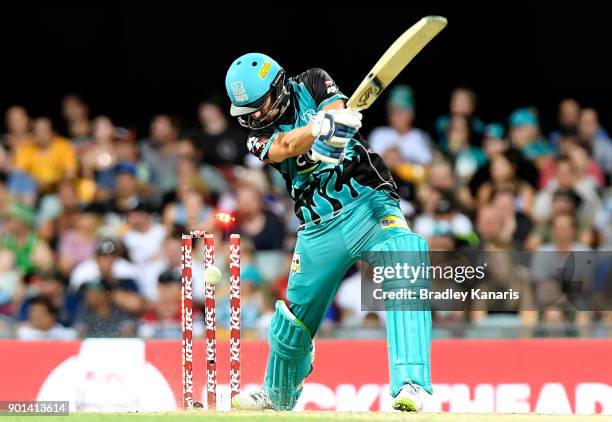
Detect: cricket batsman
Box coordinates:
(225, 53, 432, 412)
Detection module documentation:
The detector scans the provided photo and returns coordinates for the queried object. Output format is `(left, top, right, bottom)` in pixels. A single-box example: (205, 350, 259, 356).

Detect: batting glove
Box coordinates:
(310, 109, 362, 164)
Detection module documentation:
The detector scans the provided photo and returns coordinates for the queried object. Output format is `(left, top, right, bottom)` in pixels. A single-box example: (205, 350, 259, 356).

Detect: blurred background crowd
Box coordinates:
(1, 86, 611, 341)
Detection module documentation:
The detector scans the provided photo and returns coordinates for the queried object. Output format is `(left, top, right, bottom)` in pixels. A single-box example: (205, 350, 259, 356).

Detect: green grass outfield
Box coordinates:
(7, 412, 612, 422)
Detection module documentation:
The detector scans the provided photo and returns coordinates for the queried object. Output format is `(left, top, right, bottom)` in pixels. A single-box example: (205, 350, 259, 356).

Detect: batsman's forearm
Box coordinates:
(283, 125, 315, 155)
(268, 125, 315, 162)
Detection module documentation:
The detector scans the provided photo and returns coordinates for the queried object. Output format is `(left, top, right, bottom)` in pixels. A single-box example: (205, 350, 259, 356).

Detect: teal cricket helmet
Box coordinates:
(225, 53, 290, 129)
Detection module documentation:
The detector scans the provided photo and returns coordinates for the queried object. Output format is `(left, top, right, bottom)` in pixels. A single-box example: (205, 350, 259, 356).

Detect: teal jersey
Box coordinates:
(248, 68, 398, 229)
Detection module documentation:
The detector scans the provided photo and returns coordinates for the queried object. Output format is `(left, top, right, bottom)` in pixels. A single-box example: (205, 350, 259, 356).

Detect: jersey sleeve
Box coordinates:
(247, 128, 278, 163)
(301, 68, 348, 111)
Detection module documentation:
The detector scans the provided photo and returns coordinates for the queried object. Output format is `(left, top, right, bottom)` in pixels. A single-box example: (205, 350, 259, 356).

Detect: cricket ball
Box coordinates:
(203, 265, 222, 286)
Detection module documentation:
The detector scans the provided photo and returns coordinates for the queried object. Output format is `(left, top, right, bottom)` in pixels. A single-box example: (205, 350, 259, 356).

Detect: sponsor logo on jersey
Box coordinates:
(296, 151, 320, 174)
(247, 136, 257, 150)
(325, 80, 338, 94)
(247, 136, 266, 156)
(258, 61, 272, 79)
(231, 81, 248, 102)
(380, 215, 408, 230)
(290, 253, 301, 275)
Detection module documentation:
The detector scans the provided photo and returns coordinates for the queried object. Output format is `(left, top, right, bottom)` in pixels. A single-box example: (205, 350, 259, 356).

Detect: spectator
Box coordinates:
(0, 169, 7, 201)
(1, 202, 40, 276)
(528, 188, 591, 250)
(140, 233, 205, 303)
(579, 108, 612, 175)
(531, 213, 592, 308)
(334, 267, 386, 338)
(534, 305, 577, 337)
(74, 280, 137, 338)
(57, 203, 101, 273)
(193, 98, 248, 166)
(0, 142, 7, 179)
(1, 106, 32, 157)
(599, 176, 612, 243)
(100, 161, 153, 215)
(482, 123, 508, 159)
(114, 131, 139, 163)
(122, 200, 166, 281)
(176, 137, 230, 196)
(0, 248, 22, 315)
(17, 296, 76, 340)
(138, 269, 183, 339)
(255, 286, 277, 339)
(368, 85, 432, 165)
(508, 108, 554, 167)
(1, 107, 29, 179)
(414, 193, 475, 244)
(162, 189, 213, 233)
(592, 255, 612, 314)
(70, 238, 140, 292)
(18, 269, 78, 327)
(541, 133, 606, 189)
(476, 149, 535, 216)
(0, 172, 8, 213)
(362, 312, 383, 328)
(174, 156, 210, 205)
(470, 124, 539, 203)
(420, 158, 473, 212)
(139, 114, 180, 199)
(61, 94, 93, 148)
(236, 183, 284, 250)
(435, 87, 485, 147)
(474, 188, 532, 251)
(445, 114, 486, 180)
(491, 188, 533, 249)
(380, 146, 419, 216)
(81, 116, 120, 192)
(533, 156, 601, 224)
(566, 138, 605, 188)
(13, 117, 77, 193)
(122, 200, 165, 262)
(549, 98, 580, 146)
(99, 275, 144, 315)
(217, 265, 262, 330)
(475, 204, 508, 250)
(37, 180, 83, 240)
(539, 130, 580, 188)
(336, 265, 375, 328)
(428, 225, 458, 252)
(473, 252, 536, 322)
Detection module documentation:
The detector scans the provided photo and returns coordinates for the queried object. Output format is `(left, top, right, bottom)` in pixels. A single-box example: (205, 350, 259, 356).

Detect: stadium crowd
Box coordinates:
(1, 87, 611, 340)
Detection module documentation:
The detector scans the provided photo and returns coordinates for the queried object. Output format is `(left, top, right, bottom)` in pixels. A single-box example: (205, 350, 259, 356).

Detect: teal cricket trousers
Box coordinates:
(283, 189, 432, 397)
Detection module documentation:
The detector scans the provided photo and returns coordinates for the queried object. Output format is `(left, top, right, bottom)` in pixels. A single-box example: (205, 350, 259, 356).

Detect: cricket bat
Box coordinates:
(347, 16, 447, 111)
